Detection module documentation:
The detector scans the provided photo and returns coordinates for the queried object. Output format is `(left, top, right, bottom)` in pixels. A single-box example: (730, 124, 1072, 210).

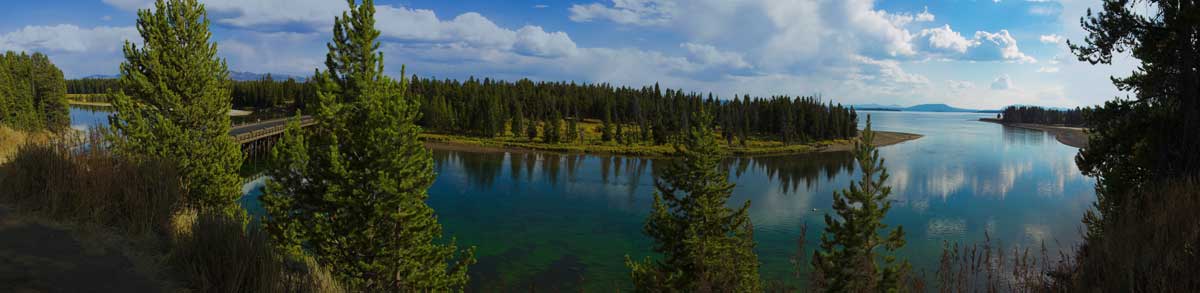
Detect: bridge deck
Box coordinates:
(231, 116, 314, 144)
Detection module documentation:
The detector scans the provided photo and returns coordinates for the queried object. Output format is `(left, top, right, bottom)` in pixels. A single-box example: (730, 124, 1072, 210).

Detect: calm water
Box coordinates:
(72, 107, 1096, 290)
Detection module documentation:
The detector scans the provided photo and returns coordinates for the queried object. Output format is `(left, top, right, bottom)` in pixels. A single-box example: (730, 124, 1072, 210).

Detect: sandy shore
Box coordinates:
(423, 130, 923, 157)
(979, 118, 1088, 148)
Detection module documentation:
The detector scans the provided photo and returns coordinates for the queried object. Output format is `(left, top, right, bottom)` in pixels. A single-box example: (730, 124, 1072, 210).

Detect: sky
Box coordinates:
(0, 0, 1138, 109)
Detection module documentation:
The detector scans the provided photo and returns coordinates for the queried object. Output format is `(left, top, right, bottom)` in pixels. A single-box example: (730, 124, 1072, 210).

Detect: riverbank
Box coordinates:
(67, 100, 114, 107)
(979, 118, 1088, 148)
(420, 130, 922, 157)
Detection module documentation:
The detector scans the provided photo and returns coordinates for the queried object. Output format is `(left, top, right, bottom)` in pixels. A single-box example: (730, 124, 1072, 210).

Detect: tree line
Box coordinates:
(0, 51, 68, 131)
(68, 75, 318, 110)
(409, 77, 859, 145)
(1000, 105, 1088, 126)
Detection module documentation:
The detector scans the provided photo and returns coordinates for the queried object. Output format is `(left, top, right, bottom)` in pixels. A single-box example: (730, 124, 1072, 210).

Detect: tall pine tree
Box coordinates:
(261, 0, 473, 290)
(108, 0, 242, 212)
(625, 110, 760, 292)
(810, 116, 910, 291)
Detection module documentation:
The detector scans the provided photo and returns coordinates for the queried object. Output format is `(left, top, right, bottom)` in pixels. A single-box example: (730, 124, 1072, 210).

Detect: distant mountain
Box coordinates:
(80, 74, 119, 79)
(229, 71, 306, 81)
(903, 103, 975, 112)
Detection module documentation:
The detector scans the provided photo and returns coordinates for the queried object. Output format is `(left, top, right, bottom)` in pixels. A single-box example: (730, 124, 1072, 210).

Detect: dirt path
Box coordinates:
(0, 206, 169, 292)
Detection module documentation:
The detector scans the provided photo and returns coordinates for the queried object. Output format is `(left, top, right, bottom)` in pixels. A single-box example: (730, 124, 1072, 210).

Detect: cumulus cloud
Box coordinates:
(1037, 66, 1060, 73)
(515, 26, 578, 58)
(0, 24, 138, 53)
(969, 30, 1036, 63)
(1039, 34, 1062, 44)
(914, 25, 1036, 63)
(680, 42, 750, 69)
(947, 80, 976, 91)
(915, 25, 972, 54)
(991, 74, 1013, 90)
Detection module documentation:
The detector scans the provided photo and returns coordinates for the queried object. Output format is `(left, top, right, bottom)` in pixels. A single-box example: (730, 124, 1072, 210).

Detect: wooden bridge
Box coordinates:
(232, 116, 314, 160)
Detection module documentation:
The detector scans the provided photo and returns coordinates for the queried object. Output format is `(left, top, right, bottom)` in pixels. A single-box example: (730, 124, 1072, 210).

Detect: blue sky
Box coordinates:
(0, 0, 1135, 109)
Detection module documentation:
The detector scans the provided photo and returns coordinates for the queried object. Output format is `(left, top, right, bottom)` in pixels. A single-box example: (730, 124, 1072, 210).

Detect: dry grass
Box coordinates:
(0, 125, 51, 164)
(0, 129, 344, 292)
(1066, 177, 1200, 291)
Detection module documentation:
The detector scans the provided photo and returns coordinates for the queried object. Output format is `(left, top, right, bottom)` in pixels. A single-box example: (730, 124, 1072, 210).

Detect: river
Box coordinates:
(72, 107, 1096, 291)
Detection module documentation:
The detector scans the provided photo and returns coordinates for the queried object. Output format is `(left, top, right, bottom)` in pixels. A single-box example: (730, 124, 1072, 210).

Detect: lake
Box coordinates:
(72, 107, 1097, 291)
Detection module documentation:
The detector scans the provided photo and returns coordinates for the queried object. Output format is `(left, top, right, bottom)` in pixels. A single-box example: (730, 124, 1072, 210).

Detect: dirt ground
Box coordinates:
(0, 206, 172, 292)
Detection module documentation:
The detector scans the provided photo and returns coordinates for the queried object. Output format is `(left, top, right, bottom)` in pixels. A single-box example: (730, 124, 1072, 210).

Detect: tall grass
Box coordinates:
(1068, 177, 1200, 291)
(0, 128, 344, 292)
(0, 129, 179, 235)
(935, 233, 1072, 292)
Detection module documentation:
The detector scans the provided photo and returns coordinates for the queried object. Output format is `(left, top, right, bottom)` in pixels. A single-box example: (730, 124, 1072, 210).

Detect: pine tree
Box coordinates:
(811, 116, 910, 291)
(545, 109, 562, 143)
(625, 110, 760, 292)
(526, 118, 539, 140)
(601, 106, 614, 142)
(511, 103, 525, 137)
(262, 0, 474, 290)
(108, 0, 242, 212)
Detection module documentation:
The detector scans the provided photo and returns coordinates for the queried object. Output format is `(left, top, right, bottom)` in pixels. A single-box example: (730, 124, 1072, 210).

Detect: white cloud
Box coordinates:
(915, 25, 972, 54)
(0, 24, 137, 53)
(1039, 34, 1063, 44)
(568, 0, 675, 26)
(533, 4, 549, 9)
(1037, 66, 1060, 73)
(515, 26, 578, 58)
(914, 25, 1036, 63)
(680, 42, 750, 69)
(968, 30, 1037, 63)
(916, 6, 935, 22)
(991, 74, 1013, 90)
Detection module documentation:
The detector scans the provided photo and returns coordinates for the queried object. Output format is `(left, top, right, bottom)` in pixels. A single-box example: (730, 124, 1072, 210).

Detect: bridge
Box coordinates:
(232, 116, 314, 160)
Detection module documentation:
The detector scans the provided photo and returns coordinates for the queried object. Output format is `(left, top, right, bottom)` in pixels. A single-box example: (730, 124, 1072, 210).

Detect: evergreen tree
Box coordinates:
(601, 106, 614, 142)
(261, 0, 474, 290)
(811, 116, 910, 291)
(565, 109, 579, 143)
(526, 118, 539, 140)
(545, 109, 562, 143)
(1070, 0, 1200, 242)
(107, 0, 242, 212)
(511, 102, 525, 137)
(625, 111, 760, 292)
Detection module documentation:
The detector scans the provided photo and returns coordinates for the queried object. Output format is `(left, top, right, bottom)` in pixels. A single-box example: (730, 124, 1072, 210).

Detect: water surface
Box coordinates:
(74, 107, 1095, 290)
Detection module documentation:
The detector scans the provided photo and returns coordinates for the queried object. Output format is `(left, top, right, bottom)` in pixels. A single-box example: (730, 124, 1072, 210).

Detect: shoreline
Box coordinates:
(420, 130, 923, 158)
(67, 100, 113, 107)
(979, 118, 1088, 148)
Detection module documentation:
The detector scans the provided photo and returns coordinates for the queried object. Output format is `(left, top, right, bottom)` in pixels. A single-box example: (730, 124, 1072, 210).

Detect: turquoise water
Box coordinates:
(73, 107, 1096, 290)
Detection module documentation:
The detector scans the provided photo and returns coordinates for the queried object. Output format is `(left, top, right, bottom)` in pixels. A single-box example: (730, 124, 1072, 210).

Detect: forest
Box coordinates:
(1000, 105, 1088, 126)
(68, 75, 316, 111)
(409, 76, 858, 145)
(0, 51, 68, 131)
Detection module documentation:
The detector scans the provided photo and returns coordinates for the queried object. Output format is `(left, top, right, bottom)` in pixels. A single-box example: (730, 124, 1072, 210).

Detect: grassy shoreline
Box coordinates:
(978, 118, 1088, 148)
(420, 130, 922, 157)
